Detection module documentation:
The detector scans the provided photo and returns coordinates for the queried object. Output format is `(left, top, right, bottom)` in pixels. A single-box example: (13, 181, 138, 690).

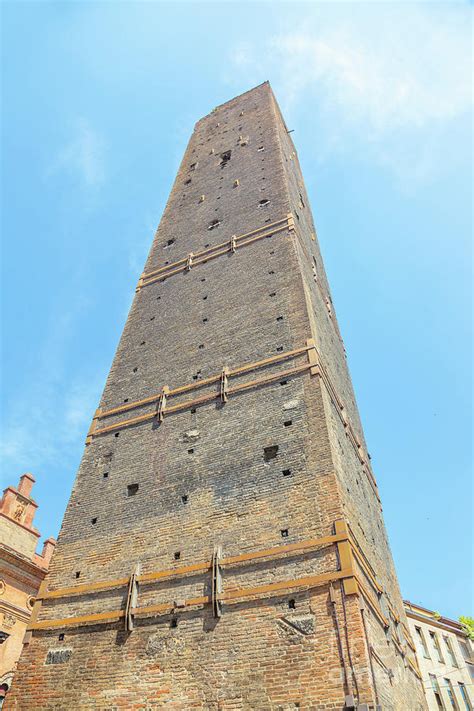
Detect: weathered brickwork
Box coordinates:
(8, 83, 426, 710)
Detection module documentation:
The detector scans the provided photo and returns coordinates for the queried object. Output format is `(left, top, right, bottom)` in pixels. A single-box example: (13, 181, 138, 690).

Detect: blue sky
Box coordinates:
(1, 1, 471, 620)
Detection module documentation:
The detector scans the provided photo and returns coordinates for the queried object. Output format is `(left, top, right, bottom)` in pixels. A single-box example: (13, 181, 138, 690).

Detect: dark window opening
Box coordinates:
(58, 633, 65, 641)
(127, 483, 139, 497)
(201, 278, 206, 282)
(133, 367, 138, 373)
(269, 270, 275, 274)
(91, 517, 97, 525)
(264, 445, 279, 462)
(114, 432, 120, 438)
(188, 448, 194, 454)
(280, 380, 288, 386)
(174, 551, 181, 560)
(281, 529, 289, 538)
(166, 239, 175, 247)
(170, 617, 178, 628)
(276, 346, 283, 352)
(191, 408, 197, 414)
(181, 495, 188, 504)
(103, 472, 109, 478)
(269, 292, 276, 297)
(203, 318, 208, 323)
(276, 316, 283, 322)
(198, 344, 204, 350)
(75, 571, 81, 579)
(203, 295, 208, 300)
(288, 599, 296, 609)
(284, 420, 293, 427)
(282, 469, 292, 477)
(123, 398, 129, 403)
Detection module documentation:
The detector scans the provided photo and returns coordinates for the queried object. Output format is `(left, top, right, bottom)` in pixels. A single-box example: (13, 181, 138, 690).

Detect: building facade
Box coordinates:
(9, 83, 426, 709)
(405, 601, 474, 711)
(0, 474, 55, 707)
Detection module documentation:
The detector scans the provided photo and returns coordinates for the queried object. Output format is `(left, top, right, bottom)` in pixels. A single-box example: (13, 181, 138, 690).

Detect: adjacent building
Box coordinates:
(405, 601, 474, 710)
(0, 474, 56, 707)
(9, 83, 426, 709)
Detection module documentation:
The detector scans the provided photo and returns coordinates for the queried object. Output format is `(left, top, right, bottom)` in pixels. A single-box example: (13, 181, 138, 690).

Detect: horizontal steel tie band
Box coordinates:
(38, 531, 347, 602)
(137, 215, 291, 290)
(29, 569, 353, 631)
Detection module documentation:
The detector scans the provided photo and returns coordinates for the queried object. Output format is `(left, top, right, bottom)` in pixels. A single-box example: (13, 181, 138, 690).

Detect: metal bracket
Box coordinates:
(155, 386, 169, 422)
(230, 235, 237, 253)
(125, 563, 140, 632)
(186, 252, 194, 271)
(220, 368, 229, 403)
(211, 545, 223, 618)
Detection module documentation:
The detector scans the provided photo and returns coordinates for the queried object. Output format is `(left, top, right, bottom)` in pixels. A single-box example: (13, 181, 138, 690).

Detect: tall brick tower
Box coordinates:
(8, 83, 426, 710)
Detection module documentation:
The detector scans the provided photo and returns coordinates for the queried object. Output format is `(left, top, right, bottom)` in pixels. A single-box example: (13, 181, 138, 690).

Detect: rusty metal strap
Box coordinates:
(138, 216, 290, 289)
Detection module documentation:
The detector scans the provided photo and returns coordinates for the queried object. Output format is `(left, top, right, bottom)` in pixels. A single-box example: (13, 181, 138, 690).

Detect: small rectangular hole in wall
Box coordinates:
(276, 316, 283, 322)
(280, 380, 288, 386)
(284, 420, 293, 427)
(187, 448, 194, 454)
(281, 529, 289, 538)
(198, 344, 204, 350)
(114, 432, 120, 438)
(165, 239, 175, 247)
(276, 346, 283, 352)
(181, 495, 188, 504)
(127, 483, 139, 497)
(282, 469, 292, 477)
(264, 445, 279, 462)
(103, 472, 109, 479)
(58, 633, 65, 641)
(174, 551, 181, 560)
(269, 270, 275, 275)
(91, 517, 97, 525)
(269, 292, 276, 297)
(75, 571, 81, 579)
(123, 398, 129, 403)
(170, 617, 178, 628)
(190, 408, 196, 414)
(288, 599, 296, 609)
(202, 318, 208, 323)
(220, 150, 231, 167)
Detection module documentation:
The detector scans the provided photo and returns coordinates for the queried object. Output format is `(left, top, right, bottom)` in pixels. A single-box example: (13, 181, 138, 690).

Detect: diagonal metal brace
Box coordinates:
(211, 545, 223, 618)
(125, 563, 140, 632)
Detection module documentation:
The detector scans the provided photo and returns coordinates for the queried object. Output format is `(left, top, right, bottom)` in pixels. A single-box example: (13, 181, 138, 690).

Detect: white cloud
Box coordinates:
(48, 118, 106, 189)
(229, 2, 471, 179)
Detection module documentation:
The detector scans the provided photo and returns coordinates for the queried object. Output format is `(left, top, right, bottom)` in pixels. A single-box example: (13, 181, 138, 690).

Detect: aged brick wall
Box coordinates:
(8, 83, 426, 710)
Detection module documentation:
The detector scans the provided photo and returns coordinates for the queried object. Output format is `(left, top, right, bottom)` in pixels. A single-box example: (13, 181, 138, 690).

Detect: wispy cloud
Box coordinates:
(0, 299, 105, 486)
(229, 2, 472, 181)
(47, 117, 106, 190)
